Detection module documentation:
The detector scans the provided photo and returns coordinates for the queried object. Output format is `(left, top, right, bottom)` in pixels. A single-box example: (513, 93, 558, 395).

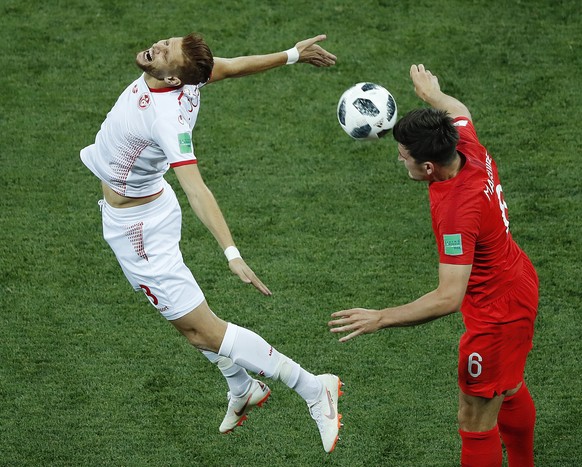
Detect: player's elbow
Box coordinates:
(436, 290, 464, 316)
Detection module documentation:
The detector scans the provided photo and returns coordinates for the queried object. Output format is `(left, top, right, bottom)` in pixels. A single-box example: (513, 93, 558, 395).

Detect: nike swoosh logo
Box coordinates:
(234, 395, 252, 417)
(324, 388, 336, 419)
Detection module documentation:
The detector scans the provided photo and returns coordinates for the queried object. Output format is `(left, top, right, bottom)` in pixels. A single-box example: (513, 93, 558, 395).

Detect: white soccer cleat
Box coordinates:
(219, 379, 271, 434)
(309, 374, 344, 453)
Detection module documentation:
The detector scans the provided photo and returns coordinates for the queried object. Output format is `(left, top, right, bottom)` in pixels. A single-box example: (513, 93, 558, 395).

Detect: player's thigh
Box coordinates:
(458, 390, 504, 432)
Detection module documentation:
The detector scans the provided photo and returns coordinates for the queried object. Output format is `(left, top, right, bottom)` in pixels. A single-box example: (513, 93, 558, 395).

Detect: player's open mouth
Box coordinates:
(144, 49, 153, 62)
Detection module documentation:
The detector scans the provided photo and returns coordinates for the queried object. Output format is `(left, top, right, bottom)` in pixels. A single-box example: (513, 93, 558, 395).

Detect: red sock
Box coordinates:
(497, 383, 536, 467)
(459, 426, 502, 467)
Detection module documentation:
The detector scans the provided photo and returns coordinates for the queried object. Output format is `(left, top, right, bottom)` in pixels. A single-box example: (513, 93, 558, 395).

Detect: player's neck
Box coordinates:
(144, 73, 181, 90)
(432, 153, 464, 182)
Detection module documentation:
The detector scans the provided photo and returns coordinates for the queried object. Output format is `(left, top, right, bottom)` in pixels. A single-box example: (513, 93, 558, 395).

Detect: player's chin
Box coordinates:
(135, 56, 152, 73)
(135, 50, 150, 67)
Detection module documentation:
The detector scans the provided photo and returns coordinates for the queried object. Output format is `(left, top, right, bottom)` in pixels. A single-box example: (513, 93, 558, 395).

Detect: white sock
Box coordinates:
(219, 323, 322, 403)
(201, 350, 252, 397)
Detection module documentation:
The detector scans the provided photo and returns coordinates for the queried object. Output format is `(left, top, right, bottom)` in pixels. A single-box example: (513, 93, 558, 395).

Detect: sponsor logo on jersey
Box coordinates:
(138, 93, 151, 110)
(132, 84, 138, 94)
(444, 233, 463, 256)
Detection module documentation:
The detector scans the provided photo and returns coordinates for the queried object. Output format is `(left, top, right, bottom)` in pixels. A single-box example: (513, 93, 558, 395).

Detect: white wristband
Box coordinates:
(224, 246, 241, 261)
(285, 47, 299, 65)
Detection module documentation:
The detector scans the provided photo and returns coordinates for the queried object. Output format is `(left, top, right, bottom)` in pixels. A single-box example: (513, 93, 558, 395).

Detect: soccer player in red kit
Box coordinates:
(329, 64, 538, 466)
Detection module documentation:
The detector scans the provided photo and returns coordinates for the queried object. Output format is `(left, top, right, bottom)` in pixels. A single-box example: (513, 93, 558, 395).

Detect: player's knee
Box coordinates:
(170, 304, 227, 352)
(171, 319, 221, 352)
(457, 406, 476, 431)
(182, 328, 221, 352)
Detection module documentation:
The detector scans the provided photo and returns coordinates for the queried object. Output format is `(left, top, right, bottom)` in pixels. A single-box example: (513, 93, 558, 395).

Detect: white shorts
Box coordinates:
(101, 180, 205, 320)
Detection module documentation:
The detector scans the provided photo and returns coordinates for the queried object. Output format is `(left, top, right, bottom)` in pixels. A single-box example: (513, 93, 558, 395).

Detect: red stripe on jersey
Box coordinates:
(170, 160, 198, 168)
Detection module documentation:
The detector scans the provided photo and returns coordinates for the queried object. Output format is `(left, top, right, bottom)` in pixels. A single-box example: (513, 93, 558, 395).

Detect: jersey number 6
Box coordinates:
(496, 184, 510, 234)
(468, 352, 483, 378)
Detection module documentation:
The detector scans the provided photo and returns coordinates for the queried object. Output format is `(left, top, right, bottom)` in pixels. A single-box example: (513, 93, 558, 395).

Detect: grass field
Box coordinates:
(1, 0, 581, 465)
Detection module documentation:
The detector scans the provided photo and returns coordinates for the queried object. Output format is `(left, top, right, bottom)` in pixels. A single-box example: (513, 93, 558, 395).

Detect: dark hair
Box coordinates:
(179, 33, 214, 85)
(392, 108, 459, 165)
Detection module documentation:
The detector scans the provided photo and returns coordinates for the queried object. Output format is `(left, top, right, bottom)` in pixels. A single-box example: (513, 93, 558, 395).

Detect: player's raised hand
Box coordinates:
(295, 34, 337, 67)
(228, 257, 272, 296)
(410, 64, 441, 103)
(328, 308, 382, 343)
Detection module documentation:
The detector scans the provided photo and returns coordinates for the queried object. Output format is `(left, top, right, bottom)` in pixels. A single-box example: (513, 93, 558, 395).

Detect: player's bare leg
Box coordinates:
(458, 391, 505, 433)
(170, 300, 227, 351)
(458, 382, 526, 466)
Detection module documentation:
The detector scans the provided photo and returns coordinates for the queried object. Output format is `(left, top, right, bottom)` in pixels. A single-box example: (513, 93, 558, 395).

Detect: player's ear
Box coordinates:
(425, 162, 434, 175)
(164, 76, 182, 87)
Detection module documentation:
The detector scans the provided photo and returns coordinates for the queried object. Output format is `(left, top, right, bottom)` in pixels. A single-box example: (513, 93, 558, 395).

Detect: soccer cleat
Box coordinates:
(309, 374, 344, 453)
(219, 379, 271, 434)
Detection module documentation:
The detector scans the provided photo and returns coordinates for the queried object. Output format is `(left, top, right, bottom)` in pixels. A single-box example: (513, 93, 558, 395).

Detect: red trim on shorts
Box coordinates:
(170, 160, 198, 168)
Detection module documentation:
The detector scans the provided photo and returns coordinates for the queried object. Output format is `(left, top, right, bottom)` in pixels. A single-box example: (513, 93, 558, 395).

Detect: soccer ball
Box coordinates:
(337, 82, 397, 140)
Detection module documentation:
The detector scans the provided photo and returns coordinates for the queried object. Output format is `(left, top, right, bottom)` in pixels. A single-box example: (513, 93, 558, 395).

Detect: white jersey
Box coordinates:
(81, 74, 203, 197)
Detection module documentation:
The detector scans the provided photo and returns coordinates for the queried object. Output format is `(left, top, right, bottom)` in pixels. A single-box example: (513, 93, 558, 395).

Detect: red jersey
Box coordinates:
(429, 117, 528, 314)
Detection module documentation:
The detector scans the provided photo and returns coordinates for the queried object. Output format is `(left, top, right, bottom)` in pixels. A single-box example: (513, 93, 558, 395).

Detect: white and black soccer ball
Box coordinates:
(337, 82, 397, 140)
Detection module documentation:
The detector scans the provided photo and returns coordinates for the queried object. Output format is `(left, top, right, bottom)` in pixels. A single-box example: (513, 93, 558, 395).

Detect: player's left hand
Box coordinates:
(328, 308, 382, 342)
(228, 258, 272, 296)
(295, 34, 337, 67)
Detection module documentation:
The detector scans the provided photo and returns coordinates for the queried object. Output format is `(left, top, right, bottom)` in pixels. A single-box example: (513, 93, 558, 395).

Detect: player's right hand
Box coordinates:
(410, 64, 441, 102)
(228, 258, 272, 296)
(328, 308, 383, 342)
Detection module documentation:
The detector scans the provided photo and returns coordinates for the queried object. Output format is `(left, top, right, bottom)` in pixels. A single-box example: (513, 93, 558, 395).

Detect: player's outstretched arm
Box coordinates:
(174, 164, 272, 296)
(329, 263, 471, 342)
(208, 34, 336, 83)
(410, 64, 472, 121)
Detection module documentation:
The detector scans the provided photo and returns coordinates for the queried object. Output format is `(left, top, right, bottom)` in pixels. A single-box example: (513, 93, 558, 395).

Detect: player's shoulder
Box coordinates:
(453, 116, 472, 127)
(453, 116, 477, 140)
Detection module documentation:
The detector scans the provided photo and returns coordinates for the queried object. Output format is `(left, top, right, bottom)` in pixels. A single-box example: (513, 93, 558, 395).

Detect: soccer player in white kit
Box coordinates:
(80, 32, 343, 453)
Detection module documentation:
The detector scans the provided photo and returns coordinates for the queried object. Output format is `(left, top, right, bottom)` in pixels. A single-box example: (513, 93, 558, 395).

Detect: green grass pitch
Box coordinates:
(1, 0, 581, 465)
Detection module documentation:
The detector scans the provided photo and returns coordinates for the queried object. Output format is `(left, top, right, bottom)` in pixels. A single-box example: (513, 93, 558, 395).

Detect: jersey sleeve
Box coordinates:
(151, 116, 198, 168)
(434, 192, 483, 265)
(453, 117, 479, 149)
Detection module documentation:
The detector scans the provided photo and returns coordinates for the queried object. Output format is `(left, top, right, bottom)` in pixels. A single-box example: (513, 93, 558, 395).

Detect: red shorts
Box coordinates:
(458, 256, 538, 398)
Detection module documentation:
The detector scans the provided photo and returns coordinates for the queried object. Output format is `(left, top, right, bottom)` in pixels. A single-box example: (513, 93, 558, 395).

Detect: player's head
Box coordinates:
(136, 33, 214, 87)
(393, 108, 459, 164)
(392, 108, 460, 181)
